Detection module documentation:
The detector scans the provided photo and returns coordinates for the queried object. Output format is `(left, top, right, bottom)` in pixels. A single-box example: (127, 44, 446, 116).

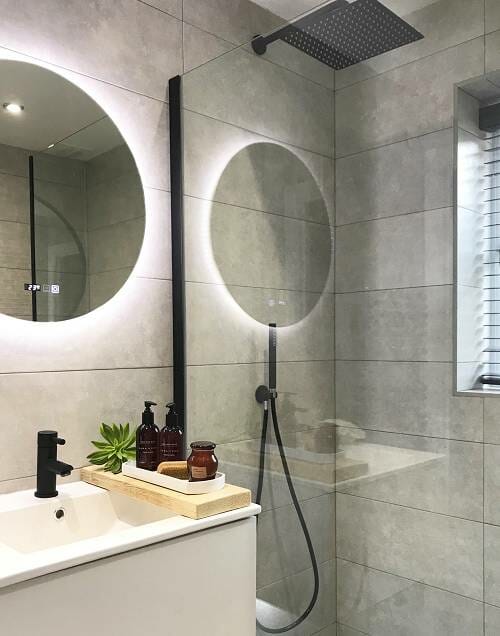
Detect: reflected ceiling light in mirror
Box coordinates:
(3, 102, 24, 114)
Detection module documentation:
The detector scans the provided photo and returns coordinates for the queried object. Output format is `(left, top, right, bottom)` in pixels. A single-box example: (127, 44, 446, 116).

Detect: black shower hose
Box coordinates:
(255, 397, 320, 634)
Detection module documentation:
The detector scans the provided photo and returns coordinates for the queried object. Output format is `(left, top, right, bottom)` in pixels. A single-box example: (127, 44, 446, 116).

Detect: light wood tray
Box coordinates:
(80, 465, 252, 520)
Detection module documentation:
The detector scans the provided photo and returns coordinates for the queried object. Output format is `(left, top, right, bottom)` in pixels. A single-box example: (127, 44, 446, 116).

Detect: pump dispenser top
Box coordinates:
(142, 400, 157, 425)
(159, 402, 184, 462)
(166, 402, 178, 428)
(136, 401, 159, 471)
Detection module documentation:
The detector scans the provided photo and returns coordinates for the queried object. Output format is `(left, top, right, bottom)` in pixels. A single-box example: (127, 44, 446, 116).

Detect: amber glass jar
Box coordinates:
(187, 441, 218, 481)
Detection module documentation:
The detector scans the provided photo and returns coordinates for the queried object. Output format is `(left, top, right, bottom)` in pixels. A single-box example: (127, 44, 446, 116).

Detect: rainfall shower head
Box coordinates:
(251, 0, 424, 70)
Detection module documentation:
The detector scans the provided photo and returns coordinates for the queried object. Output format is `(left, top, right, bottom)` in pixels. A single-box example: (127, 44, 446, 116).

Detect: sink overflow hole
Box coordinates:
(55, 508, 65, 520)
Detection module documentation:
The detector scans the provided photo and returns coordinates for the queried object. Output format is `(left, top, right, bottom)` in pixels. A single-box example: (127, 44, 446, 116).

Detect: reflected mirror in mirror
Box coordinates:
(0, 60, 145, 321)
(210, 143, 331, 326)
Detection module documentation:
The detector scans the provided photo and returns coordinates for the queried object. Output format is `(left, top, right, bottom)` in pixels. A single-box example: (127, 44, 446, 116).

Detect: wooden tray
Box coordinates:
(80, 465, 251, 520)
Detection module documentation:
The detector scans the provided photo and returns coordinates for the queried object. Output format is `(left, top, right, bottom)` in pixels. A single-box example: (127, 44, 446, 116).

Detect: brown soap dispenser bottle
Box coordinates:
(136, 400, 159, 471)
(159, 402, 184, 462)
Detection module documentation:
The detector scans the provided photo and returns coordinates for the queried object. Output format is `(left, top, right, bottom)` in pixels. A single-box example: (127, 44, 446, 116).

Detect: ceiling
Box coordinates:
(0, 60, 124, 159)
(252, 0, 437, 21)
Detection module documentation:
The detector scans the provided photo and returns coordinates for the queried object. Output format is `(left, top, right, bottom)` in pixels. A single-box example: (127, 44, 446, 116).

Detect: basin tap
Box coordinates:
(35, 431, 74, 498)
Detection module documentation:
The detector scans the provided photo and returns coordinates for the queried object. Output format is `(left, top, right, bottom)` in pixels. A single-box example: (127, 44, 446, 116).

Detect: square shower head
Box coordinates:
(253, 0, 424, 70)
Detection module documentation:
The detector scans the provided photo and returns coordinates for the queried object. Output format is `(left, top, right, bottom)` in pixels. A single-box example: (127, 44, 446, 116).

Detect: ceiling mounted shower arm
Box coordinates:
(251, 0, 349, 56)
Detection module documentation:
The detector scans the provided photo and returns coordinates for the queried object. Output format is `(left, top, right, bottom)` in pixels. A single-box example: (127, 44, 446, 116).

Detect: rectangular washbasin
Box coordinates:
(0, 481, 173, 553)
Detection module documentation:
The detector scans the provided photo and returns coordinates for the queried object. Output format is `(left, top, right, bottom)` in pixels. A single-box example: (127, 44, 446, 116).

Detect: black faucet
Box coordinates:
(35, 430, 74, 498)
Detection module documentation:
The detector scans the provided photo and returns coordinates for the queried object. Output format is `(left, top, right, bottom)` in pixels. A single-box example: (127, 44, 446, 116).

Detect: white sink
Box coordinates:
(0, 483, 172, 553)
(0, 480, 260, 589)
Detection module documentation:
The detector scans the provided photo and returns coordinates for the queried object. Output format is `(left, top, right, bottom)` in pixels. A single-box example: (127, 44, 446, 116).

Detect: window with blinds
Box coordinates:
(456, 78, 500, 393)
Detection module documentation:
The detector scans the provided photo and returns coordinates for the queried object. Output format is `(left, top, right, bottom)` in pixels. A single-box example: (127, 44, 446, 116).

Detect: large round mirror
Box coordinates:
(210, 143, 331, 326)
(0, 60, 145, 321)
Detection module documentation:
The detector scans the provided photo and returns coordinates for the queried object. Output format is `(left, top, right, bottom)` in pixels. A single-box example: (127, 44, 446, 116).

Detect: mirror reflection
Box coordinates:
(0, 60, 145, 321)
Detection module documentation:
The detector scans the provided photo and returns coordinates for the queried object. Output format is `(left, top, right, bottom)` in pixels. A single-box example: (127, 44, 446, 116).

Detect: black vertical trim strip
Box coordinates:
(169, 75, 186, 450)
(28, 155, 37, 322)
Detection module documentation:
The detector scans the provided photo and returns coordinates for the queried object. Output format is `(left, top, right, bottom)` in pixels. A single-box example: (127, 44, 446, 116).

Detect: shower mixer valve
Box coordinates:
(255, 385, 277, 404)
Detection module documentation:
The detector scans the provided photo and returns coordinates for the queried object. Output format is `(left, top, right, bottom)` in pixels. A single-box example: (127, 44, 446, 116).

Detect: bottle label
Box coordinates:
(137, 441, 158, 469)
(160, 442, 179, 460)
(190, 466, 207, 479)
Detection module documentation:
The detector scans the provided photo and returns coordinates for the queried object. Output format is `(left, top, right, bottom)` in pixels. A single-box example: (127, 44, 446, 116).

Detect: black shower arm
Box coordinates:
(251, 0, 349, 55)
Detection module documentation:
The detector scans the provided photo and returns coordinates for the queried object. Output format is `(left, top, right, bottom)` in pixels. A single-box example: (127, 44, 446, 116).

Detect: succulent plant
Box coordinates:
(87, 423, 136, 474)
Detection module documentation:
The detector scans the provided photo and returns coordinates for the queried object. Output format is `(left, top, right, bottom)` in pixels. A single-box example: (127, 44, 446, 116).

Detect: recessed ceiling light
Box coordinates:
(47, 143, 55, 149)
(3, 103, 24, 114)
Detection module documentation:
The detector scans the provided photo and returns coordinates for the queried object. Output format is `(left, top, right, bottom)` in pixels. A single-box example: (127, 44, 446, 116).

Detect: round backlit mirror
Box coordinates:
(0, 60, 145, 321)
(210, 143, 331, 326)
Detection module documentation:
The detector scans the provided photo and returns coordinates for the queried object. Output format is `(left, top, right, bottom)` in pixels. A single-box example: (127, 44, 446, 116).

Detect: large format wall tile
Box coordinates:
(217, 434, 335, 512)
(335, 38, 484, 157)
(250, 39, 334, 90)
(183, 0, 282, 46)
(257, 494, 334, 587)
(336, 626, 366, 636)
(336, 428, 483, 521)
(0, 0, 182, 100)
(486, 1, 500, 34)
(0, 220, 29, 269)
(336, 208, 452, 292)
(183, 22, 234, 73)
(335, 129, 453, 225)
(336, 361, 483, 441)
(256, 561, 336, 635)
(485, 444, 500, 526)
(336, 493, 483, 599)
(0, 276, 171, 373)
(183, 47, 334, 156)
(183, 110, 334, 210)
(187, 281, 333, 365)
(188, 360, 334, 444)
(89, 269, 131, 311)
(335, 286, 453, 362)
(207, 202, 332, 292)
(0, 172, 29, 223)
(0, 366, 171, 482)
(337, 559, 483, 636)
(485, 399, 500, 444)
(142, 0, 181, 19)
(335, 0, 484, 89)
(486, 524, 500, 606)
(0, 268, 31, 317)
(486, 603, 500, 635)
(486, 29, 500, 75)
(132, 187, 171, 281)
(88, 218, 144, 275)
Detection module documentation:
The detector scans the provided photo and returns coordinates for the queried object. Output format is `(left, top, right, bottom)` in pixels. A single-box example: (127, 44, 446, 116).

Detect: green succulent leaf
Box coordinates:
(88, 422, 137, 473)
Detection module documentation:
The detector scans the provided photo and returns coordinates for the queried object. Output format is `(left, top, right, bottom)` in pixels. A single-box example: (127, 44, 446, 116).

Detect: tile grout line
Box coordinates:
(185, 193, 333, 228)
(335, 34, 486, 94)
(336, 556, 484, 606)
(335, 421, 483, 445)
(335, 125, 453, 161)
(182, 105, 334, 161)
(0, 365, 173, 377)
(185, 278, 333, 296)
(337, 490, 484, 526)
(0, 43, 170, 105)
(335, 282, 453, 295)
(335, 206, 453, 230)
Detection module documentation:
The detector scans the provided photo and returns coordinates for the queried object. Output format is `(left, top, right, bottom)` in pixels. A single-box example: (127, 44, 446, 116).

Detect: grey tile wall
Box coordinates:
(333, 3, 493, 633)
